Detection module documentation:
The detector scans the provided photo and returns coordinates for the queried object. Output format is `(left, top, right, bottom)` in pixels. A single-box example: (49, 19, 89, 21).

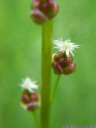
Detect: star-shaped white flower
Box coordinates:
(20, 77, 38, 93)
(53, 38, 80, 57)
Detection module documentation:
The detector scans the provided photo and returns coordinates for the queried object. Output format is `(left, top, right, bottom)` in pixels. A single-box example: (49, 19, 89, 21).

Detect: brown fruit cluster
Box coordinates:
(21, 90, 40, 111)
(52, 52, 76, 75)
(30, 0, 59, 24)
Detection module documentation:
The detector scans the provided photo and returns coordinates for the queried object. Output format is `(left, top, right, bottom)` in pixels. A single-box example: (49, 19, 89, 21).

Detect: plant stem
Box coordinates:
(41, 20, 53, 128)
(33, 112, 39, 128)
(50, 75, 61, 102)
(41, 0, 48, 3)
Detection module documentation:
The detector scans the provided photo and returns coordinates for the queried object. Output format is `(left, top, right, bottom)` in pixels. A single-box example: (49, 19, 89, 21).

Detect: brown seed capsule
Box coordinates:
(31, 92, 39, 101)
(63, 62, 76, 75)
(30, 0, 59, 24)
(42, 2, 49, 14)
(54, 53, 61, 62)
(64, 58, 71, 67)
(30, 9, 48, 24)
(27, 102, 39, 111)
(52, 52, 77, 75)
(22, 93, 30, 104)
(52, 62, 63, 74)
(48, 0, 59, 18)
(52, 52, 60, 62)
(59, 58, 65, 67)
(59, 53, 73, 68)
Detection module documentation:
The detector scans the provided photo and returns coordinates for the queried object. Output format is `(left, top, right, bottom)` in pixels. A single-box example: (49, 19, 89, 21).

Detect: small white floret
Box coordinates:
(53, 38, 80, 57)
(20, 77, 38, 93)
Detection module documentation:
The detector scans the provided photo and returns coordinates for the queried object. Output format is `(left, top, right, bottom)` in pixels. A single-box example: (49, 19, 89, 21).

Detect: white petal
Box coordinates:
(66, 49, 69, 57)
(70, 50, 74, 56)
(20, 77, 38, 92)
(53, 38, 80, 56)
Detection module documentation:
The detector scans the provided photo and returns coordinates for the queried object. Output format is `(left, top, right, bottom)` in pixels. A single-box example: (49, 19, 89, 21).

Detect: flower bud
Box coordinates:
(30, 9, 48, 24)
(31, 92, 40, 101)
(52, 52, 76, 75)
(63, 62, 76, 75)
(63, 58, 71, 68)
(52, 62, 63, 74)
(49, 0, 59, 18)
(59, 54, 73, 68)
(22, 93, 30, 104)
(30, 0, 59, 24)
(27, 102, 39, 111)
(42, 0, 59, 19)
(52, 52, 60, 62)
(20, 78, 40, 112)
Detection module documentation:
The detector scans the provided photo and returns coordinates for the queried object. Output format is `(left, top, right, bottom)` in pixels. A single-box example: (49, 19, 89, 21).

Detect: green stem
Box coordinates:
(33, 112, 39, 128)
(41, 20, 53, 128)
(50, 75, 61, 102)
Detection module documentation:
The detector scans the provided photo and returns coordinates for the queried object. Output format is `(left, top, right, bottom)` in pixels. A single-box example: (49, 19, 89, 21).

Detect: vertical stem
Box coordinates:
(41, 0, 48, 3)
(41, 20, 53, 128)
(33, 112, 39, 128)
(50, 75, 60, 102)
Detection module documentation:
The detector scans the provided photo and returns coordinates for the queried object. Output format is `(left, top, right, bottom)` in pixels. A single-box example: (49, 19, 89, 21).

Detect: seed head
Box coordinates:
(52, 52, 76, 75)
(20, 91, 40, 112)
(30, 0, 59, 24)
(52, 38, 79, 76)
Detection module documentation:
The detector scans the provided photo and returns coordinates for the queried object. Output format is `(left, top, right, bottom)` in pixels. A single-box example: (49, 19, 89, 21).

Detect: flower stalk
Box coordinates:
(41, 0, 48, 2)
(33, 112, 39, 128)
(50, 75, 61, 102)
(41, 20, 53, 128)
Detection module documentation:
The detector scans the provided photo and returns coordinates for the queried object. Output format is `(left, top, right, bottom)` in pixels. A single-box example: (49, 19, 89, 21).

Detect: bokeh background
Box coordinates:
(0, 0, 96, 127)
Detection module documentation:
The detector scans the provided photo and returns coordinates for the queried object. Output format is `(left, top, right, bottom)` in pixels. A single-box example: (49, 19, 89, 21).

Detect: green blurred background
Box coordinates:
(0, 0, 96, 127)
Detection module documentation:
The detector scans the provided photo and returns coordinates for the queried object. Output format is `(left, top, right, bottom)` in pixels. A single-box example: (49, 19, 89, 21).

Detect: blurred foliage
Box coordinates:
(0, 0, 96, 128)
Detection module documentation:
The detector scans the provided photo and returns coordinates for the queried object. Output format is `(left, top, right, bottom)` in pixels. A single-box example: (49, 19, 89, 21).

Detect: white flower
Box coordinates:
(20, 77, 38, 93)
(53, 38, 80, 57)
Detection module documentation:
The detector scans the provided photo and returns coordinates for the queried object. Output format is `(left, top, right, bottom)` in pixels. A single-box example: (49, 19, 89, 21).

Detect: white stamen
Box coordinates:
(20, 77, 38, 93)
(53, 38, 80, 57)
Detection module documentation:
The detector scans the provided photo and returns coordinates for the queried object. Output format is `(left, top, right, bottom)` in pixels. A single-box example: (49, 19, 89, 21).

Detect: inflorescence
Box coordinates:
(20, 77, 40, 112)
(52, 39, 80, 75)
(30, 0, 59, 24)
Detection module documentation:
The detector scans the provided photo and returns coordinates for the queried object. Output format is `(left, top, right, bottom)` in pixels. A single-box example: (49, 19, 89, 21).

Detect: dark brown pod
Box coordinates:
(52, 62, 63, 74)
(30, 0, 59, 24)
(27, 102, 39, 111)
(22, 93, 30, 104)
(59, 58, 65, 67)
(54, 52, 61, 62)
(30, 9, 48, 24)
(48, 0, 59, 18)
(63, 62, 76, 75)
(31, 92, 39, 101)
